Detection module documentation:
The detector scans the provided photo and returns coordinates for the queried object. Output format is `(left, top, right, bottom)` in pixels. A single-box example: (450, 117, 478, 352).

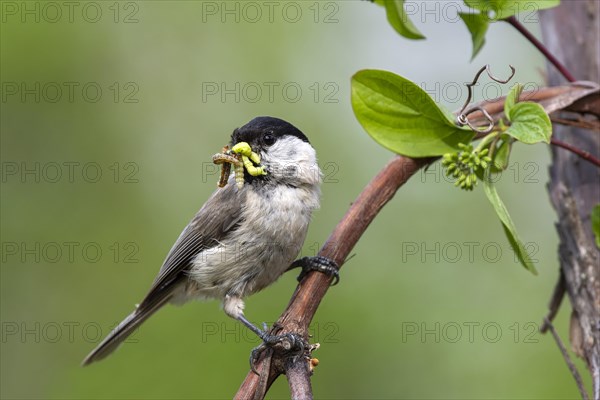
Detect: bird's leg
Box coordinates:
(236, 315, 298, 345)
(224, 294, 305, 374)
(287, 256, 340, 285)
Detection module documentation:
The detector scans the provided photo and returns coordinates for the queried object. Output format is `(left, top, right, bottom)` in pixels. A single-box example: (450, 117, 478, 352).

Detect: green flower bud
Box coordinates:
(442, 142, 494, 191)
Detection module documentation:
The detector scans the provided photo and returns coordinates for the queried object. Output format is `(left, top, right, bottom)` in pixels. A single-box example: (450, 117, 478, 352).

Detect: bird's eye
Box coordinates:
(263, 133, 276, 146)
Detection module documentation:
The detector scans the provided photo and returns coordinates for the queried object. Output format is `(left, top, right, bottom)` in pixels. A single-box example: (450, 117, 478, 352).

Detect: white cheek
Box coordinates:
(263, 137, 322, 186)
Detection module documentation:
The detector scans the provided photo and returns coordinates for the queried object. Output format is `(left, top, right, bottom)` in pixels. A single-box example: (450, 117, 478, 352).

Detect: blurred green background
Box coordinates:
(1, 1, 589, 399)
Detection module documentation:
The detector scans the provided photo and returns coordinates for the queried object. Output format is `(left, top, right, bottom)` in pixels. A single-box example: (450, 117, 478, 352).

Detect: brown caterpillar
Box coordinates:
(212, 146, 244, 188)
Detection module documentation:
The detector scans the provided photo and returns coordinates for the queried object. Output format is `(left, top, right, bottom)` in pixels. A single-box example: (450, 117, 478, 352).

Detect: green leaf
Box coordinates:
(490, 136, 511, 171)
(464, 0, 560, 20)
(482, 174, 538, 274)
(458, 12, 489, 60)
(376, 0, 426, 40)
(592, 204, 600, 248)
(505, 102, 552, 144)
(504, 83, 523, 119)
(351, 70, 474, 157)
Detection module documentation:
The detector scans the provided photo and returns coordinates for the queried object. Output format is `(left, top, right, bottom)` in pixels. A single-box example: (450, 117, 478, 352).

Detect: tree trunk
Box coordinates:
(540, 2, 600, 398)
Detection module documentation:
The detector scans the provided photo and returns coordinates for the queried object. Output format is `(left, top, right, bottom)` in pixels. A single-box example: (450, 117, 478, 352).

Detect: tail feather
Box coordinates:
(81, 293, 173, 366)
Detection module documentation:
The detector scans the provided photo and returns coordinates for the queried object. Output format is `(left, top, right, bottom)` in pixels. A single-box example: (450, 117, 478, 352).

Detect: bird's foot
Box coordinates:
(249, 329, 306, 374)
(288, 256, 340, 285)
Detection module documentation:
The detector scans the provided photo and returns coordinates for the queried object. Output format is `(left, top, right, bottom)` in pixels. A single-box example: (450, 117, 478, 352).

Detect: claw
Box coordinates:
(237, 314, 307, 375)
(249, 343, 269, 375)
(248, 332, 306, 374)
(289, 256, 340, 286)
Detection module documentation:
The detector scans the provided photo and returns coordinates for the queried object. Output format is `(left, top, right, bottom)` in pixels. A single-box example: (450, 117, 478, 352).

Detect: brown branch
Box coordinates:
(551, 138, 600, 167)
(234, 156, 430, 398)
(544, 317, 590, 399)
(464, 82, 599, 128)
(550, 115, 600, 131)
(286, 356, 314, 400)
(465, 82, 600, 166)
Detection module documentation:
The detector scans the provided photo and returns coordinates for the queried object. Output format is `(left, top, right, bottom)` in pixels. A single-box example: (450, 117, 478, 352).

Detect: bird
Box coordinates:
(82, 116, 338, 366)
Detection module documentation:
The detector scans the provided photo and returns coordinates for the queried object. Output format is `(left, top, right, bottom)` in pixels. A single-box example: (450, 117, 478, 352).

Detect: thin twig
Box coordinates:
(550, 116, 600, 131)
(473, 134, 600, 168)
(551, 138, 600, 167)
(505, 16, 576, 83)
(540, 270, 566, 333)
(544, 317, 589, 399)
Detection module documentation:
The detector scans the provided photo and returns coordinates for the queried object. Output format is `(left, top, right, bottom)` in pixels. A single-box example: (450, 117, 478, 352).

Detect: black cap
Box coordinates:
(231, 116, 309, 145)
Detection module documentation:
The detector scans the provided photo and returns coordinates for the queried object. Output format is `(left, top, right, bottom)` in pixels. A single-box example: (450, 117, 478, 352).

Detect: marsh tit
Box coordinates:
(83, 116, 338, 366)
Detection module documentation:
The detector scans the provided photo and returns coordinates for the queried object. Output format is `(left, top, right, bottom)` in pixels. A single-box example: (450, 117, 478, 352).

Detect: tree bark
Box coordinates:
(540, 2, 600, 398)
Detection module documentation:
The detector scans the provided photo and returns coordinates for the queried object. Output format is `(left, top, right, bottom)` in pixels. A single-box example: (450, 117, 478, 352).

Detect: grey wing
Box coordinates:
(82, 182, 245, 365)
(139, 182, 245, 308)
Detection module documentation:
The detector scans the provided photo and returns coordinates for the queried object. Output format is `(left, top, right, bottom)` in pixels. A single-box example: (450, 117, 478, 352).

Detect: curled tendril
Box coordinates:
(457, 64, 516, 133)
(457, 106, 495, 133)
